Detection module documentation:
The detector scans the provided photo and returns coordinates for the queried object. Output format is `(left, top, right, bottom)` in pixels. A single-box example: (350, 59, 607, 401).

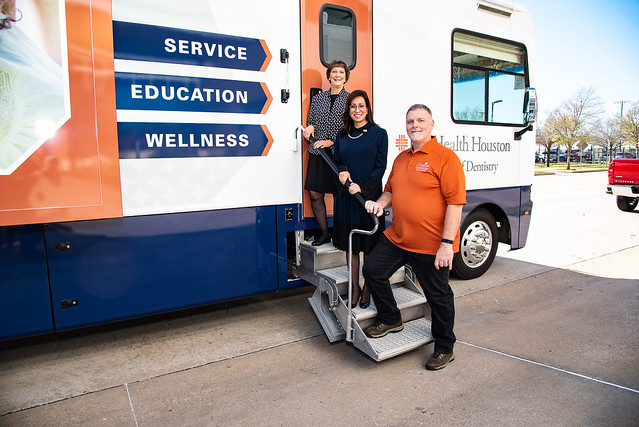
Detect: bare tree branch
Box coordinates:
(545, 87, 604, 168)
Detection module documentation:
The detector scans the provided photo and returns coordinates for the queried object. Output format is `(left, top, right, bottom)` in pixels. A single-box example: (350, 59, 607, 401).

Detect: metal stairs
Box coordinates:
(295, 239, 434, 362)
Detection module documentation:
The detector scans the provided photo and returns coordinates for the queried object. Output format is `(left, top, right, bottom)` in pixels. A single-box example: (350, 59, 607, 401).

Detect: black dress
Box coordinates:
(332, 123, 388, 254)
(304, 89, 349, 193)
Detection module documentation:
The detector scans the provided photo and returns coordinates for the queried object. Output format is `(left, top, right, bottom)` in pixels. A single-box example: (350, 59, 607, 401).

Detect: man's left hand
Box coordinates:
(435, 243, 454, 270)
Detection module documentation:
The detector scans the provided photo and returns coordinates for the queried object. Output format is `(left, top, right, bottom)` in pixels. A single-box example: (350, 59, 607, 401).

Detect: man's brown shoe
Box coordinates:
(364, 321, 404, 338)
(425, 351, 455, 370)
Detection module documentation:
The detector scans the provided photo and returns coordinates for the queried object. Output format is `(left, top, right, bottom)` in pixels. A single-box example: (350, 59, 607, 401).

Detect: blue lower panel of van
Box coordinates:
(465, 185, 532, 249)
(46, 207, 278, 331)
(518, 185, 533, 248)
(0, 225, 54, 340)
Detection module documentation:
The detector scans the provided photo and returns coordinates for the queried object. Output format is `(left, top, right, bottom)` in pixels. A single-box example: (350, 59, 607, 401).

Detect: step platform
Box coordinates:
(308, 280, 434, 361)
(354, 317, 433, 362)
(301, 239, 434, 361)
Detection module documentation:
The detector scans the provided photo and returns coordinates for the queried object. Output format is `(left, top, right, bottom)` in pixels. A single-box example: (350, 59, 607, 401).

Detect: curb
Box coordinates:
(534, 168, 607, 176)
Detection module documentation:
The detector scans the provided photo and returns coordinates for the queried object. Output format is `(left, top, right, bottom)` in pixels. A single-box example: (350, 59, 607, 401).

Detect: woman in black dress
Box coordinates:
(303, 60, 350, 246)
(333, 90, 388, 308)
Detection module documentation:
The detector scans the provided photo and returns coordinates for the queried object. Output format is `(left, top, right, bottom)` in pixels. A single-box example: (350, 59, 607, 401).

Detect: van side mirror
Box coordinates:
(515, 88, 537, 140)
(523, 87, 537, 125)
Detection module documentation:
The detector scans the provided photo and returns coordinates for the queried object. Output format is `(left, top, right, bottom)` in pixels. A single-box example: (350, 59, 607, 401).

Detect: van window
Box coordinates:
(320, 5, 356, 69)
(452, 30, 528, 125)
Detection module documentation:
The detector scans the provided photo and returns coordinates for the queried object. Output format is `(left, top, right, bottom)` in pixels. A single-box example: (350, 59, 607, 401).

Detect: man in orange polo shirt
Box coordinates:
(363, 104, 466, 370)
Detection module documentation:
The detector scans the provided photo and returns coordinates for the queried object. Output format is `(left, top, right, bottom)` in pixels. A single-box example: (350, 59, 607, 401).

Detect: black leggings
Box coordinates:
(309, 191, 329, 240)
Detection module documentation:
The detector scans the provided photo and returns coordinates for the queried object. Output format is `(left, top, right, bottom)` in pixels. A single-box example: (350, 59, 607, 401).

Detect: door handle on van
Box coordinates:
(293, 126, 304, 152)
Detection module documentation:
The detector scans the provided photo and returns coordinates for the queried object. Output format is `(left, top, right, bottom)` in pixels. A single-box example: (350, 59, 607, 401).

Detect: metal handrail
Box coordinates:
(309, 135, 379, 342)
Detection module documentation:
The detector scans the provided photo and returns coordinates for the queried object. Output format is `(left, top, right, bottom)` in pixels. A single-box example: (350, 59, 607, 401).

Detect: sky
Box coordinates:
(517, 0, 639, 121)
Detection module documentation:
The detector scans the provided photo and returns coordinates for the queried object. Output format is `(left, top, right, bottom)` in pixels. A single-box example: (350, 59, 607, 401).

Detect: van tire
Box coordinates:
(616, 196, 638, 212)
(452, 209, 498, 280)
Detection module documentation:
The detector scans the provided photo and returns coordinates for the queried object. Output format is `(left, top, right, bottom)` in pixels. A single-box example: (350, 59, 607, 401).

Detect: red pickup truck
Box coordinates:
(607, 159, 639, 211)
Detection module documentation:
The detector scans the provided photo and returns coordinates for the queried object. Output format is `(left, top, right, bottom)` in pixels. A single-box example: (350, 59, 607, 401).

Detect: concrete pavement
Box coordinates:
(1, 171, 638, 426)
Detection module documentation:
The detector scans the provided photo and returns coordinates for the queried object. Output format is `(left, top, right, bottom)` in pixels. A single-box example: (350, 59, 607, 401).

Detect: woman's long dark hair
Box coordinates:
(340, 90, 376, 135)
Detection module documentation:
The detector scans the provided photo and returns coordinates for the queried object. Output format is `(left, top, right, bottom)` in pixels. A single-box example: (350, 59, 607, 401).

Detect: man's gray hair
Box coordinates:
(406, 104, 432, 118)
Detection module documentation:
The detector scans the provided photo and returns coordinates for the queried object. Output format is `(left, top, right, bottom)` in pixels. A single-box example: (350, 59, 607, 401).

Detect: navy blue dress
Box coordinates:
(332, 123, 388, 254)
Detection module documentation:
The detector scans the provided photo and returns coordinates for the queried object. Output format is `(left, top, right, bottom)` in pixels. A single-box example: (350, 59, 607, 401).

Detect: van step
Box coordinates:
(341, 284, 427, 322)
(299, 240, 344, 273)
(302, 240, 433, 361)
(330, 283, 432, 361)
(318, 265, 405, 295)
(354, 317, 433, 362)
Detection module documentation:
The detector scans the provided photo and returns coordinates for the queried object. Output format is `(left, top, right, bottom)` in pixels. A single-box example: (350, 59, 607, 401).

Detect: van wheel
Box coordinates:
(617, 196, 638, 212)
(452, 209, 498, 280)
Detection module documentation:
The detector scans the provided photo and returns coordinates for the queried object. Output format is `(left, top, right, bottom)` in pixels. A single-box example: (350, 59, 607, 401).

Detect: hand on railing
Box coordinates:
(307, 135, 378, 228)
(303, 125, 315, 140)
(364, 200, 385, 217)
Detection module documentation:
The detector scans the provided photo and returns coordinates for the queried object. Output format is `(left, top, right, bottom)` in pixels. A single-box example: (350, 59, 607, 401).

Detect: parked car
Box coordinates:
(569, 151, 592, 162)
(614, 152, 637, 159)
(547, 149, 566, 163)
(535, 152, 545, 163)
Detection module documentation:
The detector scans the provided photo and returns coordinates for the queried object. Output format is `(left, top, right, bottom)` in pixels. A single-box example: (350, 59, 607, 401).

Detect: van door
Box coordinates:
(300, 0, 373, 218)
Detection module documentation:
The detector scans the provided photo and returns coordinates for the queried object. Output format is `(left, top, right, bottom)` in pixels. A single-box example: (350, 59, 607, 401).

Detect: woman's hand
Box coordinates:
(338, 171, 351, 185)
(348, 183, 361, 195)
(313, 139, 333, 149)
(303, 125, 315, 140)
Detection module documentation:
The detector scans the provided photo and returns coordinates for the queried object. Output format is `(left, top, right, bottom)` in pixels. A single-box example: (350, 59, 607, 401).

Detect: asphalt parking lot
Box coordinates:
(1, 171, 637, 426)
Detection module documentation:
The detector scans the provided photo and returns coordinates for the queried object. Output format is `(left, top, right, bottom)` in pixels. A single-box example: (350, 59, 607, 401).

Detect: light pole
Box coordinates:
(615, 100, 630, 157)
(491, 99, 503, 122)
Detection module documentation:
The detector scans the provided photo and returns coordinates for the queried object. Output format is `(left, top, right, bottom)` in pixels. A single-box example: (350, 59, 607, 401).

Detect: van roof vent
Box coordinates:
(477, 0, 513, 17)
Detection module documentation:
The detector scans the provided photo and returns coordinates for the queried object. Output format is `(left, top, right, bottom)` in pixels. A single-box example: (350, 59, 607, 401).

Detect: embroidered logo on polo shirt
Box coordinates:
(416, 162, 430, 172)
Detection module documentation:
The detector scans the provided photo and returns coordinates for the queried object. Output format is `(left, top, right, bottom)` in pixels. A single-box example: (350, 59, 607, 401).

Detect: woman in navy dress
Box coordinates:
(333, 90, 388, 308)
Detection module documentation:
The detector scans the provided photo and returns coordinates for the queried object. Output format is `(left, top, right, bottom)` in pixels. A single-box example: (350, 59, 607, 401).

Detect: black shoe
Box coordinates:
(359, 284, 370, 309)
(312, 236, 330, 246)
(349, 294, 359, 308)
(364, 321, 403, 338)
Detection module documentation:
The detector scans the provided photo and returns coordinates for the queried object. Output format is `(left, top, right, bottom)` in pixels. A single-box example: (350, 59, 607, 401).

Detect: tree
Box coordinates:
(535, 120, 553, 166)
(573, 132, 592, 162)
(593, 118, 621, 162)
(620, 101, 639, 155)
(546, 87, 604, 169)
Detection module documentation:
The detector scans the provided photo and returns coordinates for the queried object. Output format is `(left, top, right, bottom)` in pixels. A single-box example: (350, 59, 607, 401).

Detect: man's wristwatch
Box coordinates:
(441, 238, 454, 245)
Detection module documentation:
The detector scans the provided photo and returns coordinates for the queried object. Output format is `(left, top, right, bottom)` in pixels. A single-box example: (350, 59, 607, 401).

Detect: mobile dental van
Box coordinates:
(0, 0, 536, 340)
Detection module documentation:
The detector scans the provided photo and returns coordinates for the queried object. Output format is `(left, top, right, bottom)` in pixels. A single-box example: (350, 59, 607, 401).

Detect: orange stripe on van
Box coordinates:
(260, 82, 272, 114)
(259, 39, 271, 72)
(261, 125, 274, 156)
